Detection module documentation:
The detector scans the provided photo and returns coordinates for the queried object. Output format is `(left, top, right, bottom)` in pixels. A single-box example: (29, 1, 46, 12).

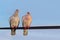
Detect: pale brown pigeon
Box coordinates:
(9, 9, 20, 35)
(22, 12, 32, 36)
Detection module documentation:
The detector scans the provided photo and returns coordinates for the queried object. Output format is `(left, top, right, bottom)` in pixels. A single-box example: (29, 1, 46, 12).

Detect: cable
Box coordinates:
(0, 26, 60, 30)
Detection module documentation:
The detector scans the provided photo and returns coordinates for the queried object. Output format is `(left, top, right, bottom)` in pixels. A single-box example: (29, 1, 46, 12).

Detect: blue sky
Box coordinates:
(0, 0, 60, 40)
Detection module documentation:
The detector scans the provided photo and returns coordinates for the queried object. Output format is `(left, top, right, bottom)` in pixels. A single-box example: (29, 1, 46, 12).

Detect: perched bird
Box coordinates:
(22, 12, 32, 36)
(9, 9, 20, 35)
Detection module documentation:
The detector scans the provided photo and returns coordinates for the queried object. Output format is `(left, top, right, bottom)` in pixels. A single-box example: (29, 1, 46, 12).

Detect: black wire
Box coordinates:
(0, 26, 60, 29)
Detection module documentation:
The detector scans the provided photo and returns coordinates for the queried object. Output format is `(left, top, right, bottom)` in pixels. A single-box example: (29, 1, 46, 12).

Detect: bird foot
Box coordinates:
(23, 30, 28, 36)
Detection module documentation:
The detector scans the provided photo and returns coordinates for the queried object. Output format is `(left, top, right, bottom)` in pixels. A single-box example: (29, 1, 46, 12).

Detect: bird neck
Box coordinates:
(13, 13, 18, 17)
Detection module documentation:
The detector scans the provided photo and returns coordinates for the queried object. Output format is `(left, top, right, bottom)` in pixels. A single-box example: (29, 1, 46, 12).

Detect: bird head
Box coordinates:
(13, 9, 19, 17)
(27, 12, 30, 15)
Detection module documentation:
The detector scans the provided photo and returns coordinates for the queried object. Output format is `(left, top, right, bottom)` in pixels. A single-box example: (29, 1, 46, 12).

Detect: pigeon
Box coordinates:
(22, 12, 32, 36)
(9, 9, 20, 35)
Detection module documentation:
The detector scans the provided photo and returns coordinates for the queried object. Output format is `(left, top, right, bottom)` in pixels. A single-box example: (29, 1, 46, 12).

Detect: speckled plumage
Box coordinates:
(9, 9, 20, 35)
(22, 12, 32, 36)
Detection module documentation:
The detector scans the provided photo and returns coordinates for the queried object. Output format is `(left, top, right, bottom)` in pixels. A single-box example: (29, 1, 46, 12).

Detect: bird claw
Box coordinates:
(23, 30, 28, 36)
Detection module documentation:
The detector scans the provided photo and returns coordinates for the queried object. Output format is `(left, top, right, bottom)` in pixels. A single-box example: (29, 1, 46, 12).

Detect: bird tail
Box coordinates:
(23, 26, 30, 36)
(23, 29, 28, 36)
(11, 29, 16, 35)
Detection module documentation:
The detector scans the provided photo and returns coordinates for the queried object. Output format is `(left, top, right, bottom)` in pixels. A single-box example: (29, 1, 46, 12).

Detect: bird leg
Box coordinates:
(11, 26, 17, 35)
(23, 26, 30, 36)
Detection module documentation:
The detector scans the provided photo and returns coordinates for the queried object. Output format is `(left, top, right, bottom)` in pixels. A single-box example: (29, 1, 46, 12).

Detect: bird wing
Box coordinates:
(9, 16, 14, 27)
(17, 17, 20, 27)
(22, 16, 25, 27)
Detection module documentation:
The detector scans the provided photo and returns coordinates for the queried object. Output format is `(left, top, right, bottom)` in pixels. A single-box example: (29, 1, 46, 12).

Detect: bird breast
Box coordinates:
(10, 16, 19, 26)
